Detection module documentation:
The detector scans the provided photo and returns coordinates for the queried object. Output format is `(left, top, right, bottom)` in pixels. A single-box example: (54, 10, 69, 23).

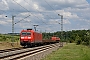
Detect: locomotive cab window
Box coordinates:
(27, 32, 31, 35)
(22, 32, 27, 35)
(21, 32, 31, 35)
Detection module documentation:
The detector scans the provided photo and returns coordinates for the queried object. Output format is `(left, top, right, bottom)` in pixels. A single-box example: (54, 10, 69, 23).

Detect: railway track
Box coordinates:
(0, 47, 24, 53)
(0, 43, 61, 60)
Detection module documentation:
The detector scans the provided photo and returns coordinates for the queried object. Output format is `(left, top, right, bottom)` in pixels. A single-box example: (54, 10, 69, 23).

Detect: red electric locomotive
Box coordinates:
(20, 29, 42, 47)
(51, 36, 60, 42)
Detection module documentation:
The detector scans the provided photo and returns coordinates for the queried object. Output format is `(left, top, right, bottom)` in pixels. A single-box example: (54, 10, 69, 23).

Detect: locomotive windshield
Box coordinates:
(27, 32, 31, 35)
(21, 32, 31, 35)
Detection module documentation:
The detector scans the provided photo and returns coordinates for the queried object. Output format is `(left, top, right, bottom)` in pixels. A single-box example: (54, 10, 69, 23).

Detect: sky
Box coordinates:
(0, 0, 90, 33)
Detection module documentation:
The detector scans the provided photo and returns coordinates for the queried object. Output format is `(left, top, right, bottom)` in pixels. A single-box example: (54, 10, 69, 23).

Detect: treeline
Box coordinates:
(42, 29, 90, 45)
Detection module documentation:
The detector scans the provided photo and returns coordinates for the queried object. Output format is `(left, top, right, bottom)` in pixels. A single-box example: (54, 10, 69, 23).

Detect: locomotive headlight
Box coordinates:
(28, 37, 31, 39)
(21, 37, 24, 39)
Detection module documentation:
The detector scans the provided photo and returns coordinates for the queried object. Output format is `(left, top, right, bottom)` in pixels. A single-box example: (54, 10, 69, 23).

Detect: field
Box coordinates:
(0, 34, 21, 50)
(42, 43, 90, 60)
(0, 42, 21, 50)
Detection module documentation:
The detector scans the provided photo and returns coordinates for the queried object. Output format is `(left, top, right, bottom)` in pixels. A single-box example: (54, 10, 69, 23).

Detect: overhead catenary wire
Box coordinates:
(44, 0, 63, 33)
(23, 0, 60, 31)
(12, 0, 31, 14)
(2, 0, 59, 24)
(0, 0, 30, 24)
(12, 0, 60, 32)
(12, 0, 52, 32)
(15, 15, 30, 24)
(23, 0, 52, 24)
(44, 0, 62, 23)
(0, 0, 62, 33)
(12, 0, 56, 31)
(12, 0, 48, 25)
(12, 0, 31, 23)
(44, 0, 63, 37)
(23, 0, 55, 19)
(44, 0, 59, 15)
(0, 0, 8, 14)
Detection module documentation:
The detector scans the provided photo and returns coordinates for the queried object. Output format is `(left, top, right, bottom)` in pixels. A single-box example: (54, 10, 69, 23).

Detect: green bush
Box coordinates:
(0, 34, 19, 42)
(75, 35, 82, 45)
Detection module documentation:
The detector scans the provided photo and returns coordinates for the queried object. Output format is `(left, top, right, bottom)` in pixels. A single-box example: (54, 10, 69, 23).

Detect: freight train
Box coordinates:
(20, 29, 60, 47)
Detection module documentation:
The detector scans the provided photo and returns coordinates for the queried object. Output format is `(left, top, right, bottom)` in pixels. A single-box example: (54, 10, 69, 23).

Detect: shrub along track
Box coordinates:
(0, 43, 62, 60)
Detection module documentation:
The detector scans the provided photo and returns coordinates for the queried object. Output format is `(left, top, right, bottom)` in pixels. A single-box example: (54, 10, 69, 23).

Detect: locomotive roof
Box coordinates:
(21, 29, 34, 32)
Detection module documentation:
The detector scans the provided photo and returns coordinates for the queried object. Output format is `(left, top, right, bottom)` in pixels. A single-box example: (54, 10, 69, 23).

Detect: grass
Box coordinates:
(0, 42, 21, 50)
(0, 34, 19, 42)
(0, 34, 21, 50)
(41, 43, 90, 60)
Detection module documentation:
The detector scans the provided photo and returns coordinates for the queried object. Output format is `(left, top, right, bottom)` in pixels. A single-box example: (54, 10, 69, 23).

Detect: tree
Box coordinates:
(75, 34, 82, 45)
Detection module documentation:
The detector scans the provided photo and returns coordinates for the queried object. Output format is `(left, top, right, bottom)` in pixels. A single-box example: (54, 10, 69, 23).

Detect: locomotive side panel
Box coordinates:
(33, 32, 42, 43)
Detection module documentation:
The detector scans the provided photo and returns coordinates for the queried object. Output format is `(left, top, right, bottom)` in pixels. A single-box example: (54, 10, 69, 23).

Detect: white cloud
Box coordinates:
(0, 0, 9, 10)
(0, 0, 90, 33)
(64, 19, 71, 24)
(33, 3, 39, 10)
(0, 21, 7, 24)
(49, 19, 59, 24)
